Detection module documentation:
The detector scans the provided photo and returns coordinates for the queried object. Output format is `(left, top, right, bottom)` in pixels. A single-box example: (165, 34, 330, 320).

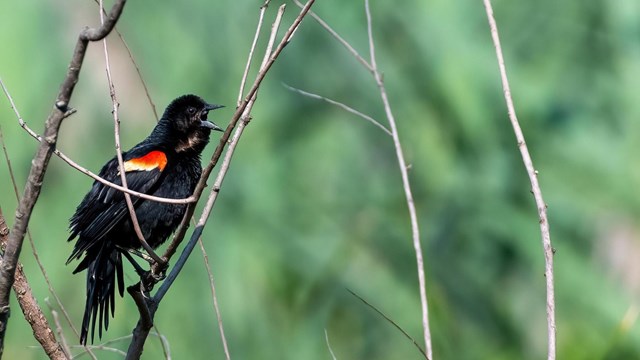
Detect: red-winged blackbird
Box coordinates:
(67, 94, 223, 345)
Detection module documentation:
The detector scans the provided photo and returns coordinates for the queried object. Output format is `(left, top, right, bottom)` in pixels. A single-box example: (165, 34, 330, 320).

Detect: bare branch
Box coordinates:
(198, 240, 230, 359)
(125, 2, 316, 357)
(160, 0, 315, 268)
(364, 1, 433, 356)
(237, 0, 272, 107)
(482, 1, 556, 359)
(293, 0, 373, 72)
(290, 1, 433, 357)
(118, 34, 159, 121)
(324, 329, 337, 360)
(99, 0, 163, 264)
(0, 125, 98, 359)
(151, 326, 171, 360)
(347, 289, 428, 359)
(0, 0, 128, 352)
(92, 0, 159, 121)
(0, 208, 68, 359)
(282, 83, 392, 135)
(0, 79, 194, 204)
(46, 299, 72, 358)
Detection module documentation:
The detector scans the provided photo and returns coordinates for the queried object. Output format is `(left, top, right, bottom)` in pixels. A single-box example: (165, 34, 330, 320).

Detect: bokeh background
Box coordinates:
(1, 0, 640, 359)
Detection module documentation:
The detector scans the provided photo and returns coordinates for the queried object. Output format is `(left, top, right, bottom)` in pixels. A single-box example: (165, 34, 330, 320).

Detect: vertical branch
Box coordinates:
(290, 0, 433, 356)
(99, 0, 162, 264)
(482, 1, 556, 359)
(364, 1, 432, 357)
(198, 239, 230, 360)
(0, 0, 127, 354)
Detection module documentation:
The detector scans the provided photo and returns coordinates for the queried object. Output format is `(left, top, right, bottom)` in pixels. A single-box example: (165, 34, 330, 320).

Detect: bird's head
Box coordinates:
(159, 94, 224, 153)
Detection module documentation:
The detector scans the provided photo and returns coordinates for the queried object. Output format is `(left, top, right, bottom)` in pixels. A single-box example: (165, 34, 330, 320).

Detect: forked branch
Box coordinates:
(124, 2, 316, 358)
(291, 0, 433, 357)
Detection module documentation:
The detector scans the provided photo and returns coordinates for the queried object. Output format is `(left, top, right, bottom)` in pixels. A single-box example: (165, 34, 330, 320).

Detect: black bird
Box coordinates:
(67, 94, 224, 345)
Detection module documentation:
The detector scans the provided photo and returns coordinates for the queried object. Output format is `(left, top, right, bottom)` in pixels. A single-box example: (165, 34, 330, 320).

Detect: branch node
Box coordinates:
(241, 115, 253, 124)
(44, 134, 56, 145)
(55, 101, 68, 112)
(62, 108, 77, 119)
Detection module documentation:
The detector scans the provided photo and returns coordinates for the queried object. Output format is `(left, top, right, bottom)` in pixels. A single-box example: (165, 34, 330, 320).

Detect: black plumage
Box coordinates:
(67, 94, 223, 345)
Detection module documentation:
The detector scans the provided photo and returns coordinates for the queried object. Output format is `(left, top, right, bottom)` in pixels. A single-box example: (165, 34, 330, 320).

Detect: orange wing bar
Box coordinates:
(123, 151, 167, 172)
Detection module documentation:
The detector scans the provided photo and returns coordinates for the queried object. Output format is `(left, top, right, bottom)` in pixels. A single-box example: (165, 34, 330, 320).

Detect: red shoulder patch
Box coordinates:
(124, 151, 167, 172)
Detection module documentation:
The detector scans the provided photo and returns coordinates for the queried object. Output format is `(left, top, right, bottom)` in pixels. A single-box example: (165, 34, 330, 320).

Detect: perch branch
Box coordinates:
(0, 79, 194, 204)
(99, 0, 163, 265)
(125, 2, 315, 358)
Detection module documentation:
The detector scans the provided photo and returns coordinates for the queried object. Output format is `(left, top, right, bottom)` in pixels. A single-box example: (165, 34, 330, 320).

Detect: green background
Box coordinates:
(1, 0, 640, 359)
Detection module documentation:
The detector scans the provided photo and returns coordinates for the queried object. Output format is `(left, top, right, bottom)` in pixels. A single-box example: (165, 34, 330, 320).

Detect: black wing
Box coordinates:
(67, 145, 167, 266)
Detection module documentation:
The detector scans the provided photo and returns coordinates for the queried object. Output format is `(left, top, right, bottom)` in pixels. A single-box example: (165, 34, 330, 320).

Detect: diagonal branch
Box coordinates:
(482, 1, 556, 359)
(125, 2, 316, 358)
(0, 79, 196, 205)
(0, 0, 127, 354)
(198, 239, 230, 360)
(282, 83, 392, 135)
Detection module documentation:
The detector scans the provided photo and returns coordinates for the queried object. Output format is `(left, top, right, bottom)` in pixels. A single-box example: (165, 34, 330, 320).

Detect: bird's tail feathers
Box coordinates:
(79, 241, 124, 345)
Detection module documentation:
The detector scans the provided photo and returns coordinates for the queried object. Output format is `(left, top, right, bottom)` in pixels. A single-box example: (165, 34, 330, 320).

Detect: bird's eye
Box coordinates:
(187, 107, 196, 115)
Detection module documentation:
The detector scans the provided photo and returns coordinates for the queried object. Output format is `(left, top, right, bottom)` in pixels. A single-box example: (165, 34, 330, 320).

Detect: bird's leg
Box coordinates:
(117, 246, 167, 292)
(116, 245, 155, 265)
(120, 249, 147, 278)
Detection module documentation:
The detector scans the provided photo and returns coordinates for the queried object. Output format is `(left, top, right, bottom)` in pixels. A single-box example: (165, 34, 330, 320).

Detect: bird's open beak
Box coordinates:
(200, 103, 225, 131)
(205, 103, 225, 111)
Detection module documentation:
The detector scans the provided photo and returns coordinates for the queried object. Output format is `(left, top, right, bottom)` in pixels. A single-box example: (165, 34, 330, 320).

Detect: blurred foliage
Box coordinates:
(1, 0, 640, 359)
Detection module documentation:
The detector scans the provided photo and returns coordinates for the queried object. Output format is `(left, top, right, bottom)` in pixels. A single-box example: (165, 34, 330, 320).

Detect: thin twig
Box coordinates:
(99, 0, 162, 264)
(324, 328, 337, 360)
(116, 35, 158, 121)
(237, 0, 272, 107)
(482, 1, 556, 359)
(92, 0, 158, 121)
(0, 79, 195, 205)
(293, 0, 373, 73)
(152, 325, 171, 360)
(46, 299, 72, 358)
(0, 208, 68, 359)
(294, 1, 433, 357)
(70, 345, 126, 357)
(282, 83, 392, 135)
(158, 0, 315, 270)
(0, 1, 129, 352)
(364, 1, 433, 357)
(198, 239, 230, 360)
(125, 2, 316, 357)
(347, 289, 428, 359)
